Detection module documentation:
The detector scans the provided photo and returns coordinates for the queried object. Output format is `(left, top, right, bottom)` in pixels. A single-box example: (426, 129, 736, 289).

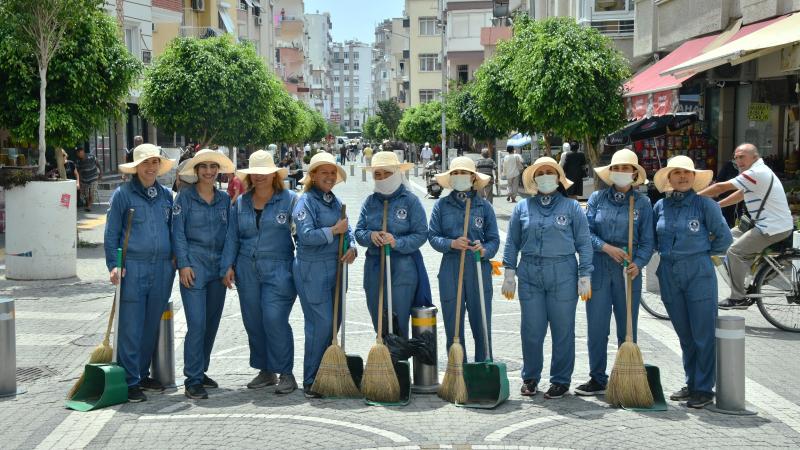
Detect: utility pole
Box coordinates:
(338, 43, 345, 130)
(348, 41, 355, 131)
(439, 0, 448, 170)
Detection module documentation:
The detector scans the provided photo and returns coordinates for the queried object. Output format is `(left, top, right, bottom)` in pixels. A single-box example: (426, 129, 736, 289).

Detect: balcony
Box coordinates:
(180, 26, 223, 39)
(590, 19, 634, 38)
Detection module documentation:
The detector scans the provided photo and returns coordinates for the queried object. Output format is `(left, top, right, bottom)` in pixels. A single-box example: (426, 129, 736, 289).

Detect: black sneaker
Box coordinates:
(718, 298, 753, 310)
(670, 386, 691, 401)
(185, 384, 208, 400)
(275, 373, 298, 395)
(544, 383, 569, 399)
(687, 392, 714, 409)
(303, 384, 322, 399)
(127, 386, 147, 403)
(202, 374, 218, 389)
(247, 371, 277, 389)
(574, 379, 606, 396)
(140, 377, 165, 392)
(520, 379, 538, 396)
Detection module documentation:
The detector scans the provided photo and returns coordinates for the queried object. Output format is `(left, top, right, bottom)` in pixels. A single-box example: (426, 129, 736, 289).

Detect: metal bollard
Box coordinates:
(410, 306, 439, 393)
(708, 316, 756, 415)
(350, 163, 355, 177)
(361, 167, 367, 182)
(151, 300, 176, 388)
(414, 165, 419, 178)
(0, 298, 25, 397)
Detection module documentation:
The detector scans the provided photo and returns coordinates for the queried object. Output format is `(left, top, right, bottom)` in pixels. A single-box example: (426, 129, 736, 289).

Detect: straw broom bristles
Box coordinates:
(67, 337, 112, 399)
(606, 341, 653, 408)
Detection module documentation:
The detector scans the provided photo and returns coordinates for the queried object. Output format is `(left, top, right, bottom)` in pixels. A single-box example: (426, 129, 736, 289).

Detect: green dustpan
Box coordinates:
(65, 363, 128, 411)
(365, 360, 411, 406)
(622, 364, 668, 412)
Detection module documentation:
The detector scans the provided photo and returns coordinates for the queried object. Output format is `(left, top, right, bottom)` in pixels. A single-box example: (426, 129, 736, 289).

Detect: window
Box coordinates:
(418, 53, 440, 72)
(333, 76, 339, 82)
(354, 119, 360, 127)
(344, 75, 350, 82)
(239, 0, 248, 11)
(593, 0, 630, 12)
(382, 71, 387, 79)
(353, 63, 359, 70)
(334, 51, 340, 58)
(334, 86, 340, 93)
(419, 17, 437, 36)
(419, 89, 440, 103)
(344, 51, 349, 59)
(354, 52, 360, 60)
(457, 65, 469, 84)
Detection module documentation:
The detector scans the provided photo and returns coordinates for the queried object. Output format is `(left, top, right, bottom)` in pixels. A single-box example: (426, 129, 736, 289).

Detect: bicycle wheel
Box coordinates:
(640, 295, 669, 320)
(752, 253, 800, 332)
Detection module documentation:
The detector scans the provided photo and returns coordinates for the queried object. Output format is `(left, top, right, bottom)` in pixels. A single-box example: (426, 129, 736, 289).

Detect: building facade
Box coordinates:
(331, 41, 373, 131)
(305, 12, 333, 118)
(406, 0, 443, 106)
(274, 0, 310, 103)
(373, 18, 410, 109)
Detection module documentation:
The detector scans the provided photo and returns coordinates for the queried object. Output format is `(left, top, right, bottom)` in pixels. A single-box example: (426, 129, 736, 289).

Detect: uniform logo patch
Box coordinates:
(633, 208, 640, 222)
(540, 195, 552, 206)
(456, 192, 468, 202)
(219, 209, 227, 222)
(396, 208, 408, 220)
(276, 212, 288, 224)
(172, 204, 182, 216)
(296, 210, 307, 221)
(323, 192, 333, 203)
(613, 191, 625, 203)
(146, 186, 158, 199)
(688, 219, 700, 232)
(555, 215, 568, 226)
(474, 216, 484, 228)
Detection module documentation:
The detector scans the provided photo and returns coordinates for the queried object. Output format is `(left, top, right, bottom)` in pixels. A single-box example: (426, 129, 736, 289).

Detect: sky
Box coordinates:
(303, 0, 406, 44)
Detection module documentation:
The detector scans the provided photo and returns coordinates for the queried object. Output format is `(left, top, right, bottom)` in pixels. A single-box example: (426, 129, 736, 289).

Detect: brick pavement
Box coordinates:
(1, 162, 799, 449)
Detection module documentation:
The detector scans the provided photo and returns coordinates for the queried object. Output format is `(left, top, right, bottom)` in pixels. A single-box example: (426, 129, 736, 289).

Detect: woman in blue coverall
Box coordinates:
(356, 151, 428, 338)
(502, 156, 593, 399)
(104, 144, 176, 403)
(221, 150, 299, 395)
(429, 156, 500, 363)
(172, 149, 233, 399)
(293, 152, 357, 398)
(653, 155, 732, 408)
(575, 149, 655, 396)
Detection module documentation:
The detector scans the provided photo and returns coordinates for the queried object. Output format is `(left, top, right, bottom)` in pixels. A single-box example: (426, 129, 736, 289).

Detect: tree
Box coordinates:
(473, 49, 531, 139)
(397, 102, 444, 146)
(0, 0, 141, 174)
(141, 36, 282, 148)
(376, 99, 402, 138)
(447, 82, 507, 156)
(327, 120, 345, 137)
(306, 108, 327, 143)
(363, 115, 390, 142)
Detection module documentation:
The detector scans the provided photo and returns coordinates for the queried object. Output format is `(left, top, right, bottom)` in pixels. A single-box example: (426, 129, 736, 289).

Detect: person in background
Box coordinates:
(714, 158, 742, 228)
(502, 146, 524, 203)
(475, 148, 499, 202)
(226, 169, 244, 205)
(363, 144, 374, 167)
(420, 142, 433, 167)
(63, 149, 80, 191)
(76, 146, 102, 212)
(560, 141, 586, 200)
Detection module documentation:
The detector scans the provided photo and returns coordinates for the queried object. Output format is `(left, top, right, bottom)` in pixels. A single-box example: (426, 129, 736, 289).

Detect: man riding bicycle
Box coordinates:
(699, 143, 794, 310)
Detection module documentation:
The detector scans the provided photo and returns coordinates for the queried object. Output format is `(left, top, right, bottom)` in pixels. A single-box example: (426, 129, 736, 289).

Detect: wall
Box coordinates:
(407, 0, 442, 106)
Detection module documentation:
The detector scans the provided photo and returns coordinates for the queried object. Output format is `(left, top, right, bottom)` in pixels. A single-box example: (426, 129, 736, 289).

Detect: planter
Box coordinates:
(5, 180, 77, 280)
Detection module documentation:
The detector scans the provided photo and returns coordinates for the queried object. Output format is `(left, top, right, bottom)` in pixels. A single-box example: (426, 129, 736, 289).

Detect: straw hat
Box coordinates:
(179, 149, 234, 176)
(435, 156, 491, 189)
(593, 148, 648, 187)
(299, 151, 346, 186)
(365, 151, 414, 172)
(236, 150, 288, 182)
(654, 155, 713, 193)
(118, 144, 173, 175)
(522, 156, 573, 194)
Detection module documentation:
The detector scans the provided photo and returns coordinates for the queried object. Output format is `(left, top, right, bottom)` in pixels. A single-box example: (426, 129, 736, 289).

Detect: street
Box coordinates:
(1, 163, 799, 450)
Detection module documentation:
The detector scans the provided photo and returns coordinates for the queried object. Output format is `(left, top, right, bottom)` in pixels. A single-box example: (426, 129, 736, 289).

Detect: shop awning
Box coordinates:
(218, 9, 236, 34)
(606, 112, 698, 146)
(662, 13, 797, 78)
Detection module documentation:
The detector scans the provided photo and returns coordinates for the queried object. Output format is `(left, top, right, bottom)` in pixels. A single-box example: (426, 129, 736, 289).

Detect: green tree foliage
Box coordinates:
(0, 0, 142, 173)
(326, 120, 345, 137)
(397, 102, 444, 145)
(447, 82, 507, 155)
(376, 99, 402, 138)
(363, 115, 390, 142)
(306, 108, 327, 143)
(473, 48, 529, 136)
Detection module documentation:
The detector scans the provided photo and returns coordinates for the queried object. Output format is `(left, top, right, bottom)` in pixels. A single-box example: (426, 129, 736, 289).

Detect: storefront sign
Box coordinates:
(652, 91, 675, 116)
(748, 103, 770, 122)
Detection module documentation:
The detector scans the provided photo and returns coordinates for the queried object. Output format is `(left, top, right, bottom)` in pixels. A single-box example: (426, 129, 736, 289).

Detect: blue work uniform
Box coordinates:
(293, 187, 356, 388)
(172, 184, 229, 388)
(355, 184, 428, 338)
(585, 188, 655, 386)
(104, 176, 176, 387)
(220, 189, 298, 376)
(428, 190, 499, 362)
(654, 190, 732, 396)
(503, 192, 593, 386)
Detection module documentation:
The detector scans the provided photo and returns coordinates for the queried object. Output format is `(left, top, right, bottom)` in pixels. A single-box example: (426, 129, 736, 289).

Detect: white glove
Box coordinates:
(578, 276, 591, 300)
(502, 268, 516, 300)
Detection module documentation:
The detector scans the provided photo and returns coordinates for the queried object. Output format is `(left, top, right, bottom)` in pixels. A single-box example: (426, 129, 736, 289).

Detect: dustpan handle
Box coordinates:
(474, 250, 491, 361)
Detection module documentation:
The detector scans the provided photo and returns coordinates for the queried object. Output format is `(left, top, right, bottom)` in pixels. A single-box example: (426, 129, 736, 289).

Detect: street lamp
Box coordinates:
(439, 0, 448, 170)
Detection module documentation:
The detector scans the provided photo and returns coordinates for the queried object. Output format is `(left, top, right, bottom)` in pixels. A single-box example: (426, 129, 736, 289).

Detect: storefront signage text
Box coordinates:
(748, 103, 771, 122)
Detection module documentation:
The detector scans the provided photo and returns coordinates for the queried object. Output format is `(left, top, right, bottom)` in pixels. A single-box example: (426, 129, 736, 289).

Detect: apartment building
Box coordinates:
(405, 0, 443, 106)
(373, 18, 410, 109)
(446, 1, 492, 84)
(331, 41, 373, 131)
(305, 12, 334, 118)
(274, 0, 310, 102)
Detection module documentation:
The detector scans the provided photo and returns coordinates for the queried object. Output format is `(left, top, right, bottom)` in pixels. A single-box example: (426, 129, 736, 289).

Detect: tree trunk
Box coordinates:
(543, 134, 551, 157)
(38, 66, 47, 175)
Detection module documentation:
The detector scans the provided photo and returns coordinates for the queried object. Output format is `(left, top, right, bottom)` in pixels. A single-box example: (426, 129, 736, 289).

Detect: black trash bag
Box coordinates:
(379, 311, 402, 339)
(409, 331, 436, 366)
(384, 333, 413, 363)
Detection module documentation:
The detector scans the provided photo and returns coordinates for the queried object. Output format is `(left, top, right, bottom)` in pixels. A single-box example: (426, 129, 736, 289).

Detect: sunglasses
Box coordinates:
(196, 163, 220, 170)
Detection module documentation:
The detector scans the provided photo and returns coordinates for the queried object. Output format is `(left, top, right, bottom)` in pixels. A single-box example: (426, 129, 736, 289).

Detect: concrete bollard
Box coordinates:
(414, 165, 419, 178)
(410, 306, 439, 393)
(361, 167, 367, 182)
(708, 316, 756, 415)
(0, 298, 25, 397)
(350, 163, 355, 177)
(151, 300, 176, 388)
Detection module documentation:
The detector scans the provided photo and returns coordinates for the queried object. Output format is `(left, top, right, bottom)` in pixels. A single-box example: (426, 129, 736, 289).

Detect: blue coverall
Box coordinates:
(104, 176, 176, 387)
(220, 189, 298, 376)
(293, 187, 355, 388)
(355, 184, 428, 338)
(428, 190, 499, 362)
(585, 188, 655, 386)
(503, 192, 593, 386)
(654, 190, 732, 396)
(172, 184, 230, 387)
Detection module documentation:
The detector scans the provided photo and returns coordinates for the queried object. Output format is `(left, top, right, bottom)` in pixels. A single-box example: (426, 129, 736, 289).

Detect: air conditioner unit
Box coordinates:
(191, 0, 205, 12)
(255, 16, 263, 26)
(142, 50, 152, 64)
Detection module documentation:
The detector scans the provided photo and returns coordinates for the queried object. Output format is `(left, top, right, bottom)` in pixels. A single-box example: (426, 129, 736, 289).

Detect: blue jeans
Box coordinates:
(181, 274, 226, 387)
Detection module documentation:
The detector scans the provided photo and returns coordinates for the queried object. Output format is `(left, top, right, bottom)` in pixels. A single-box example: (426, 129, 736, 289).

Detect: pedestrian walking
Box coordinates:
(220, 150, 300, 395)
(356, 152, 428, 338)
(501, 156, 593, 399)
(475, 148, 499, 202)
(502, 146, 523, 202)
(171, 150, 234, 399)
(653, 155, 732, 408)
(429, 157, 500, 363)
(104, 144, 176, 403)
(575, 149, 655, 397)
(293, 152, 357, 398)
(76, 146, 102, 212)
(559, 141, 587, 199)
(363, 145, 373, 167)
(420, 142, 433, 167)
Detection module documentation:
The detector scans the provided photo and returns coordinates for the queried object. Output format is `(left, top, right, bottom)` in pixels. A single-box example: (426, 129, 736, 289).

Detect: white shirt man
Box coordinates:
(502, 147, 524, 202)
(420, 144, 433, 164)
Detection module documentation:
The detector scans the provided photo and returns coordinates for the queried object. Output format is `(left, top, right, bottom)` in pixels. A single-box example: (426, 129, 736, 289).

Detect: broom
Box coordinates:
(312, 205, 361, 398)
(606, 195, 653, 408)
(361, 200, 401, 403)
(438, 197, 471, 404)
(67, 208, 134, 399)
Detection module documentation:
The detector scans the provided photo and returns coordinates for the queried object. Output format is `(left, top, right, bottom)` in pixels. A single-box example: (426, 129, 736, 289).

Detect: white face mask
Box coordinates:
(450, 174, 473, 192)
(374, 171, 402, 195)
(535, 174, 559, 194)
(609, 171, 635, 188)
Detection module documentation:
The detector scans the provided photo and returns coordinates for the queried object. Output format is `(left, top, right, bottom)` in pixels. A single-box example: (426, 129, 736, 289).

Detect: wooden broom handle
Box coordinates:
(376, 200, 388, 343)
(103, 208, 135, 344)
(331, 205, 347, 345)
(625, 195, 634, 342)
(453, 197, 472, 344)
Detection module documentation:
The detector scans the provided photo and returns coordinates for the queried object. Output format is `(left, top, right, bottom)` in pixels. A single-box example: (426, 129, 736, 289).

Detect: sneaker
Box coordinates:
(127, 386, 147, 403)
(275, 373, 298, 395)
(574, 379, 606, 396)
(718, 298, 753, 310)
(670, 386, 691, 401)
(140, 377, 165, 392)
(520, 379, 538, 396)
(202, 374, 218, 389)
(687, 392, 714, 409)
(303, 384, 322, 399)
(247, 371, 277, 389)
(544, 383, 569, 399)
(185, 384, 208, 399)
